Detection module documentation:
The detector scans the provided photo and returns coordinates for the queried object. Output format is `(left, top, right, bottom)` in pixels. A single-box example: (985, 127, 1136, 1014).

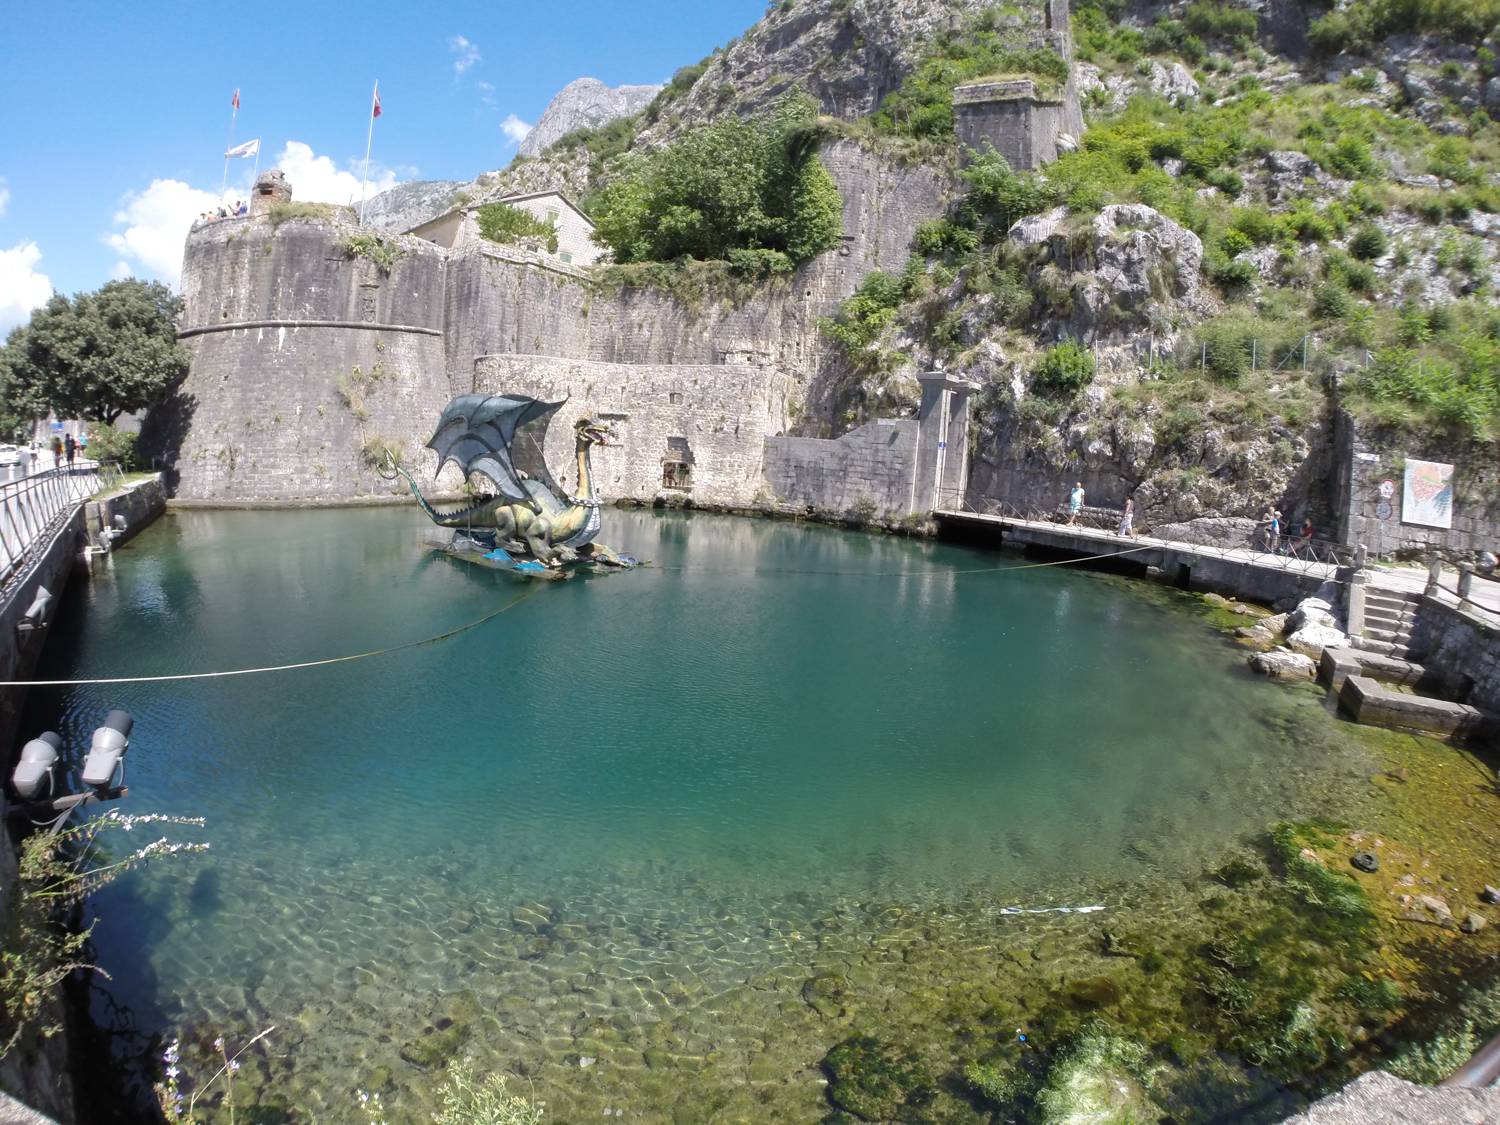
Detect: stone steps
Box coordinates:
(1338, 674, 1482, 737)
(1360, 587, 1417, 653)
(1319, 647, 1429, 694)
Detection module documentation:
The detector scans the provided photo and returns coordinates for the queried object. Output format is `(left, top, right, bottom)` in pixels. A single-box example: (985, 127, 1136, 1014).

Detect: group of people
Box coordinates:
(1259, 507, 1314, 553)
(46, 433, 84, 468)
(1063, 481, 1314, 549)
(198, 200, 249, 222)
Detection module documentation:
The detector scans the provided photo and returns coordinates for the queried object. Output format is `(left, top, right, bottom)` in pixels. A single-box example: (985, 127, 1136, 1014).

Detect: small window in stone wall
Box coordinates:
(663, 461, 692, 490)
(669, 392, 683, 405)
(559, 251, 573, 264)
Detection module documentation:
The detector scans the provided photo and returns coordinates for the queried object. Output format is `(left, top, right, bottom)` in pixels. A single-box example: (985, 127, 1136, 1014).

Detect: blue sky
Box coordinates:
(0, 0, 766, 331)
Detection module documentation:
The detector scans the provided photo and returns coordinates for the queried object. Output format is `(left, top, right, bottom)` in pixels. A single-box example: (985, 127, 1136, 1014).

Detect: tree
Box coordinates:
(587, 94, 842, 268)
(0, 279, 188, 425)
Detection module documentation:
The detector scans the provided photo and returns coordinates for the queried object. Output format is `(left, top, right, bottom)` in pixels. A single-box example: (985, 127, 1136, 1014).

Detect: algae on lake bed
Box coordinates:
(25, 509, 1500, 1122)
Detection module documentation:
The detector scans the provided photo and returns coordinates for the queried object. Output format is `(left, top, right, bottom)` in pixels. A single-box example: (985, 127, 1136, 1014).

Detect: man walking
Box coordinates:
(1068, 481, 1085, 526)
(64, 433, 76, 467)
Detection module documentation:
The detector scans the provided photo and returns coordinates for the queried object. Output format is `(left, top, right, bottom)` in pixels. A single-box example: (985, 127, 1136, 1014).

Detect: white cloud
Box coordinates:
(450, 35, 480, 76)
(501, 114, 532, 147)
(275, 141, 398, 207)
(0, 242, 53, 334)
(0, 180, 10, 219)
(476, 80, 496, 107)
(105, 178, 228, 287)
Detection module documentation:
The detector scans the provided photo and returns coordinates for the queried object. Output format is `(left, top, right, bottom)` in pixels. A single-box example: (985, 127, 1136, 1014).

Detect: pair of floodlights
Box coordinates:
(12, 709, 134, 803)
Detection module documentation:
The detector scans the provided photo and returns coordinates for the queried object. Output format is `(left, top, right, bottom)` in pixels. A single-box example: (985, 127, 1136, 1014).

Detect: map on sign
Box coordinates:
(1402, 459, 1454, 529)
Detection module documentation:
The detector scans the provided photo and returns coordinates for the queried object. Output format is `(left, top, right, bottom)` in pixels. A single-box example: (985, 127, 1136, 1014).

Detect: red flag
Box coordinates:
(372, 82, 381, 119)
(231, 88, 240, 111)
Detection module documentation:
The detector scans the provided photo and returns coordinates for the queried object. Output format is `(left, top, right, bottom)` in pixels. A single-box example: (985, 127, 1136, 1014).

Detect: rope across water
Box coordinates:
(2, 543, 1157, 688)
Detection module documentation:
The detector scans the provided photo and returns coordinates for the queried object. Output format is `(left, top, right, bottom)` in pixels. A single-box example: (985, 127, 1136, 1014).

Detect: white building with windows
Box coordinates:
(407, 191, 603, 267)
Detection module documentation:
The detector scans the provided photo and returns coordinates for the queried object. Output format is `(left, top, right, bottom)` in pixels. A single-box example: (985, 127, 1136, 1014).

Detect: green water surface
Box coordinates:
(32, 508, 1375, 1121)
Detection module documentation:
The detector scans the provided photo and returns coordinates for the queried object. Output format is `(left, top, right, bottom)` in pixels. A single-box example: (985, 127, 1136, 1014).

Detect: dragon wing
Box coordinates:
(426, 394, 564, 505)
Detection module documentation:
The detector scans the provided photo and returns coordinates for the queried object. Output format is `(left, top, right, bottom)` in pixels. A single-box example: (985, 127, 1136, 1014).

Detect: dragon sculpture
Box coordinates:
(383, 394, 617, 567)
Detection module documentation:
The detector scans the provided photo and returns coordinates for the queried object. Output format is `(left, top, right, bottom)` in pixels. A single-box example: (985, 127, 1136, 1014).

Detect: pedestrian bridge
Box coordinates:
(933, 506, 1345, 604)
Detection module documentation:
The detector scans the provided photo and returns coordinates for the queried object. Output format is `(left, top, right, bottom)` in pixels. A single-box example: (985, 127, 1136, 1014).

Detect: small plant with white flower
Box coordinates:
(1, 809, 209, 1058)
(154, 1026, 274, 1124)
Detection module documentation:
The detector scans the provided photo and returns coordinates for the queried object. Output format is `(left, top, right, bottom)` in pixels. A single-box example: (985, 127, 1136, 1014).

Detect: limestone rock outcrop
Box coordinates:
(1011, 204, 1204, 341)
(520, 78, 663, 157)
(1250, 649, 1317, 680)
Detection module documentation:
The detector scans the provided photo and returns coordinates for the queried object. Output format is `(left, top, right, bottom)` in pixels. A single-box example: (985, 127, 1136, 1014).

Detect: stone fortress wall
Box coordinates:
(152, 138, 955, 509)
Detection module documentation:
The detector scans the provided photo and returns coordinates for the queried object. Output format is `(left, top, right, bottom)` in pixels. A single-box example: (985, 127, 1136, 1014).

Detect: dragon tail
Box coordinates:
(383, 453, 459, 527)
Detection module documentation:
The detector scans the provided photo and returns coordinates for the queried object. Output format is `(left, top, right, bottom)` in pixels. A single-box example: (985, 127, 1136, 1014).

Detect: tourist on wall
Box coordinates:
(1117, 496, 1134, 538)
(1068, 481, 1085, 525)
(1269, 509, 1282, 552)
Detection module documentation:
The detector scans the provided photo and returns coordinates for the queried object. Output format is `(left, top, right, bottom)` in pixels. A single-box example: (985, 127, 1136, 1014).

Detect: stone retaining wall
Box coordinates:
(763, 420, 920, 517)
(1406, 595, 1500, 729)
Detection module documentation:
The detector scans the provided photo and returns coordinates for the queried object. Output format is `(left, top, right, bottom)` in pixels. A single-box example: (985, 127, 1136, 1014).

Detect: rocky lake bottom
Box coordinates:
(24, 507, 1500, 1122)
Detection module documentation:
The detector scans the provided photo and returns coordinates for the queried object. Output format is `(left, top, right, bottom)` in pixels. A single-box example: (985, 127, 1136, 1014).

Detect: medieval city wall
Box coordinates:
(150, 219, 453, 502)
(763, 420, 920, 517)
(152, 139, 950, 504)
(474, 354, 796, 506)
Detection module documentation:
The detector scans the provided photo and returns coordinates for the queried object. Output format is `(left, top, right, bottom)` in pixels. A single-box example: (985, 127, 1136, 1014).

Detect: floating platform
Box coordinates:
(421, 529, 640, 581)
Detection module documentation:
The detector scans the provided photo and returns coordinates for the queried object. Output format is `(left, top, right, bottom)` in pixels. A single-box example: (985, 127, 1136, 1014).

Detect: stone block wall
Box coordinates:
(763, 420, 919, 516)
(153, 137, 952, 504)
(1407, 596, 1500, 726)
(474, 355, 796, 507)
(1335, 412, 1500, 559)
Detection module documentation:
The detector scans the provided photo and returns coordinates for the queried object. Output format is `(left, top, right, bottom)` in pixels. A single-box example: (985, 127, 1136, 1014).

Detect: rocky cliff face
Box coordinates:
(361, 179, 467, 233)
(638, 0, 1046, 146)
(519, 78, 662, 157)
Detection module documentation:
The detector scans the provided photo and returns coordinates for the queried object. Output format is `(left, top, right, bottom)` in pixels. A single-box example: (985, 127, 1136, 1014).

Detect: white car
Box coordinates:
(0, 446, 21, 468)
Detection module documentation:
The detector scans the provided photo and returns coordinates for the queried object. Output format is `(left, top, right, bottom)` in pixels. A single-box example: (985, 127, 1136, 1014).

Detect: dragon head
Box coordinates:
(574, 418, 613, 447)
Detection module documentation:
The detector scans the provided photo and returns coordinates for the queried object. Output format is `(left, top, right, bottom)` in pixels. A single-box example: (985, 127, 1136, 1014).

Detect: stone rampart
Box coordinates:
(152, 139, 950, 504)
(473, 355, 795, 506)
(763, 420, 919, 517)
(148, 218, 454, 502)
(1407, 595, 1500, 726)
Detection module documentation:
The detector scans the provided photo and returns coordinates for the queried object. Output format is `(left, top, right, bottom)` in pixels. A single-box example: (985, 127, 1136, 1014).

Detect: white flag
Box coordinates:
(224, 138, 260, 159)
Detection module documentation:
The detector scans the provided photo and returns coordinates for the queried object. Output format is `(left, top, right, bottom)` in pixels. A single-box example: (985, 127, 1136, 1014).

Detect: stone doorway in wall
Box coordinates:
(662, 436, 693, 491)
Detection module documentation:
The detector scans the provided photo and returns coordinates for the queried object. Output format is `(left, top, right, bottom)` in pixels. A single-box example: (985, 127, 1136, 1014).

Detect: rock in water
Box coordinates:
(821, 1037, 934, 1121)
(1249, 649, 1317, 680)
(1483, 886, 1500, 904)
(1287, 624, 1347, 659)
(1462, 912, 1488, 933)
(1351, 851, 1379, 873)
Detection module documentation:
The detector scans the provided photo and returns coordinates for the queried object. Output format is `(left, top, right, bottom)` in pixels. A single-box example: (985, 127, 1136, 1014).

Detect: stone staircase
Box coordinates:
(1352, 587, 1418, 656)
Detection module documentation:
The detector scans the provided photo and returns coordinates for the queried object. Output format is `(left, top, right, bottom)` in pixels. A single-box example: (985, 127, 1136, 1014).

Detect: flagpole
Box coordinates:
(221, 94, 238, 197)
(360, 81, 377, 225)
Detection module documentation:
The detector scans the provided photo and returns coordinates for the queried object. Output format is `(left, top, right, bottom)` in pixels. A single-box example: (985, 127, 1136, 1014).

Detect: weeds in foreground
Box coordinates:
(1, 810, 208, 1059)
(155, 1026, 275, 1124)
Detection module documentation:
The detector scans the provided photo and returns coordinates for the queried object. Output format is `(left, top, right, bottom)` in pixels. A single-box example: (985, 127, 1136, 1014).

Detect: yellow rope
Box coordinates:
(0, 543, 1174, 689)
(3, 585, 543, 688)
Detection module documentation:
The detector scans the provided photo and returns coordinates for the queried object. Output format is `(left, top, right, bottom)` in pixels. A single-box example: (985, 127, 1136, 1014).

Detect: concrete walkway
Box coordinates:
(1366, 563, 1500, 618)
(1283, 1071, 1500, 1123)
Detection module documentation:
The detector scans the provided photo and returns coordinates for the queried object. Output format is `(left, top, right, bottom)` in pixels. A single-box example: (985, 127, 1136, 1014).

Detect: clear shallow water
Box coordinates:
(31, 508, 1373, 1120)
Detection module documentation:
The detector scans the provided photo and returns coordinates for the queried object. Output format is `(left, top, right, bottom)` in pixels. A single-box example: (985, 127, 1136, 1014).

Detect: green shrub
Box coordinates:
(1207, 167, 1245, 195)
(339, 232, 406, 275)
(914, 218, 979, 256)
(957, 149, 1055, 240)
(589, 94, 840, 268)
(1183, 1, 1258, 40)
(475, 203, 559, 253)
(83, 423, 141, 471)
(819, 270, 904, 356)
(725, 247, 795, 278)
(1314, 281, 1353, 318)
(1230, 206, 1279, 245)
(1220, 228, 1253, 257)
(1033, 341, 1096, 396)
(872, 17, 1069, 140)
(1213, 255, 1259, 289)
(1349, 223, 1388, 260)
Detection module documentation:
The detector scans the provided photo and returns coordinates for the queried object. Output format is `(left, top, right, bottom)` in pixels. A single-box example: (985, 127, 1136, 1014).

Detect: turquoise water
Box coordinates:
(31, 508, 1373, 1120)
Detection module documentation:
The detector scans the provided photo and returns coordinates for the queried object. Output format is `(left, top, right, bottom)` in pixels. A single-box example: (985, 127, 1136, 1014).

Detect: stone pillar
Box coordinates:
(1347, 570, 1369, 640)
(914, 371, 979, 513)
(1458, 562, 1474, 605)
(1426, 557, 1442, 596)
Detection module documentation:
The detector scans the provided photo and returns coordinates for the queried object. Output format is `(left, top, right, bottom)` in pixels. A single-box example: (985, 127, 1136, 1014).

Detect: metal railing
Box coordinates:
(1423, 557, 1500, 621)
(933, 489, 1354, 570)
(0, 460, 122, 590)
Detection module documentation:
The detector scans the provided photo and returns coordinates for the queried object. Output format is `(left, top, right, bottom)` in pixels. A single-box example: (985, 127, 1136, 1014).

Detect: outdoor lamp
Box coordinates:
(80, 710, 133, 789)
(11, 732, 62, 799)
